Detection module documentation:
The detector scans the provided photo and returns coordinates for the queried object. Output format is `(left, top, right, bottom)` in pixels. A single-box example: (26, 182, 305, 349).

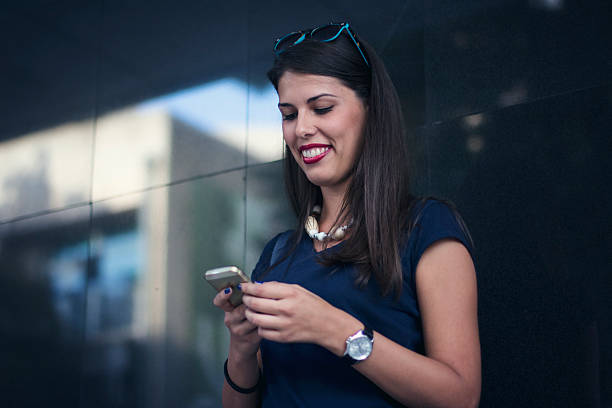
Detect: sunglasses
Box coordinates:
(273, 22, 370, 67)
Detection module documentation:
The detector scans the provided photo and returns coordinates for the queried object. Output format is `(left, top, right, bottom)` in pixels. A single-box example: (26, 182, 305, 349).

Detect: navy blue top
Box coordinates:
(250, 200, 474, 407)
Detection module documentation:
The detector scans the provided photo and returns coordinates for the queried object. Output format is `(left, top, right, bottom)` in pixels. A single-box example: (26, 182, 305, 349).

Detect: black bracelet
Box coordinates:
(224, 358, 261, 394)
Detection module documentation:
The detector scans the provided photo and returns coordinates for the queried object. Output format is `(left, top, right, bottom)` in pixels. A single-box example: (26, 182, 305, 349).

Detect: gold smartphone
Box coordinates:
(204, 266, 250, 306)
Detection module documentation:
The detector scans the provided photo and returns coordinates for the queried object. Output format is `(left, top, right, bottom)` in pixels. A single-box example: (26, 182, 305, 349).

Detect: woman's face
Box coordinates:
(277, 71, 367, 191)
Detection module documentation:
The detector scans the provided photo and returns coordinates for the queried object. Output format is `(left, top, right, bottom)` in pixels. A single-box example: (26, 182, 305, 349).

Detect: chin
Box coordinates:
(304, 175, 328, 187)
(305, 175, 344, 189)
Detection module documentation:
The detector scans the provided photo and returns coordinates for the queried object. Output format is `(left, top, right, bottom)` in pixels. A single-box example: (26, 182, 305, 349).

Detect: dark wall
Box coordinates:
(1, 1, 610, 407)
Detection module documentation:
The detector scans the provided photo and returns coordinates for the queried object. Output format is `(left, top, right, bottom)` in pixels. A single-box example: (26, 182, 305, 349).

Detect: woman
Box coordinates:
(213, 22, 480, 407)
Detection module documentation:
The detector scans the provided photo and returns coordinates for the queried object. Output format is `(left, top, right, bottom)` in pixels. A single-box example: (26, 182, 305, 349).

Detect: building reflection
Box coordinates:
(2, 0, 610, 405)
(0, 79, 293, 408)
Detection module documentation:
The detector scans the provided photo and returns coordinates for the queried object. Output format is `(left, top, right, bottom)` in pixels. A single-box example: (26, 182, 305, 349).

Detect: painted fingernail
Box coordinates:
(237, 284, 242, 291)
(255, 281, 263, 284)
(224, 288, 231, 294)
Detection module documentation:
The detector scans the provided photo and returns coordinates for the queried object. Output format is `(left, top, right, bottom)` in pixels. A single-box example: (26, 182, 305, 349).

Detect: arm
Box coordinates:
(213, 288, 262, 408)
(329, 239, 481, 407)
(241, 238, 480, 408)
(222, 349, 261, 408)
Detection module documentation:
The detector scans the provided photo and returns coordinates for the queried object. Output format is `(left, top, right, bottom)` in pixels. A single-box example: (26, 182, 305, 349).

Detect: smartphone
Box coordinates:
(204, 265, 250, 306)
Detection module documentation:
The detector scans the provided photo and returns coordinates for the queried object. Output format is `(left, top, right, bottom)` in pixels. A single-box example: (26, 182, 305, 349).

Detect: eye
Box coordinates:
(282, 112, 297, 121)
(315, 106, 333, 115)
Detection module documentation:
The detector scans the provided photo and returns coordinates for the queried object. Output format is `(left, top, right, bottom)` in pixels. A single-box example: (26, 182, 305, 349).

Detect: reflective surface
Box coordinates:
(82, 171, 245, 408)
(1, 1, 611, 407)
(245, 160, 295, 274)
(92, 83, 248, 200)
(0, 120, 93, 220)
(0, 206, 90, 407)
(425, 0, 612, 123)
(426, 85, 611, 407)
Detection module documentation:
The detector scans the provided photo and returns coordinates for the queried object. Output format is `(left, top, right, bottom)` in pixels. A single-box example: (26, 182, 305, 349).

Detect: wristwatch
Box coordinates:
(343, 326, 374, 364)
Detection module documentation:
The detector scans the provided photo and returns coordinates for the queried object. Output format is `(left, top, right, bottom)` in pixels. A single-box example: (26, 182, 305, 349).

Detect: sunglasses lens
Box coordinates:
(310, 24, 342, 42)
(275, 32, 304, 53)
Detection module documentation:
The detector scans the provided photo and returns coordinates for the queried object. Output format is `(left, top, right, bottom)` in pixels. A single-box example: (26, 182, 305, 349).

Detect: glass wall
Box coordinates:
(1, 1, 610, 406)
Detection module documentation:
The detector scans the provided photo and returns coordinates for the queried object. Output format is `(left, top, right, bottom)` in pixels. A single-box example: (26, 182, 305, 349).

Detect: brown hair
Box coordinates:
(267, 31, 457, 297)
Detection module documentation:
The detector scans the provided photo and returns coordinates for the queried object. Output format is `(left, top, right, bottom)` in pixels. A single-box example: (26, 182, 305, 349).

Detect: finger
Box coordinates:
(245, 308, 284, 330)
(257, 327, 286, 343)
(228, 318, 259, 337)
(241, 281, 297, 299)
(213, 287, 236, 313)
(223, 305, 253, 331)
(243, 327, 262, 344)
(225, 304, 248, 325)
(242, 294, 283, 315)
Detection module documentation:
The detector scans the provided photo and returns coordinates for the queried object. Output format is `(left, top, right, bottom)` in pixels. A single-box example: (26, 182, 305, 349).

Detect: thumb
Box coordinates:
(213, 286, 236, 312)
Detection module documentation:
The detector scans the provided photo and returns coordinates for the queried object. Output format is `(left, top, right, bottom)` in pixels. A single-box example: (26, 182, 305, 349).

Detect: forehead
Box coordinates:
(277, 72, 350, 102)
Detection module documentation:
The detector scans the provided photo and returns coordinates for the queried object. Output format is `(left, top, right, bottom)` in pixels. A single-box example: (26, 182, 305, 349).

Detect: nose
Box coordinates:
(295, 110, 316, 138)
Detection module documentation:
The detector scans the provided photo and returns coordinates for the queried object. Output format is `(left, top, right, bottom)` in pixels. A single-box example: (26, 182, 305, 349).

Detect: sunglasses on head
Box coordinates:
(273, 22, 370, 67)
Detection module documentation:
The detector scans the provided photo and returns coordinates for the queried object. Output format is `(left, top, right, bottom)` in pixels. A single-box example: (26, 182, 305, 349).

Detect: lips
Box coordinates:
(299, 143, 332, 164)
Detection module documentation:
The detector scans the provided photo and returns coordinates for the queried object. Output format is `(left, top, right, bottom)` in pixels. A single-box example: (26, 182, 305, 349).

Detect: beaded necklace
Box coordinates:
(304, 205, 352, 242)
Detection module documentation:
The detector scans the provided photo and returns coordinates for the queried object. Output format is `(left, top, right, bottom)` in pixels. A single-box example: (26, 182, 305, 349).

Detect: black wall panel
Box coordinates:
(1, 1, 610, 406)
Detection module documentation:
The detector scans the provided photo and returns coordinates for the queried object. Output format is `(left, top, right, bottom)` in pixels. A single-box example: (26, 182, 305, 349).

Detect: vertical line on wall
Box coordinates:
(421, 0, 432, 193)
(422, 0, 431, 126)
(425, 125, 432, 192)
(78, 0, 104, 406)
(379, 0, 411, 55)
(243, 0, 251, 271)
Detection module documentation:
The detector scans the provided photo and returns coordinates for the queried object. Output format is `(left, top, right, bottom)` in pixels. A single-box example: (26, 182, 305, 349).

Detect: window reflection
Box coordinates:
(0, 207, 89, 407)
(140, 78, 282, 163)
(1, 74, 290, 407)
(87, 230, 144, 336)
(0, 121, 92, 221)
(49, 240, 88, 342)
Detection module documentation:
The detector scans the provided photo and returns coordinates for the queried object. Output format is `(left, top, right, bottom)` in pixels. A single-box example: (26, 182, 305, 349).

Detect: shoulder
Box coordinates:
(251, 230, 295, 281)
(266, 229, 295, 251)
(406, 198, 474, 266)
(411, 198, 458, 223)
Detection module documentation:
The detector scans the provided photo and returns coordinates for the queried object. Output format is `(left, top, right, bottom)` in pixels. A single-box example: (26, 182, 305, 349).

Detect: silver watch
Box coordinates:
(343, 326, 374, 364)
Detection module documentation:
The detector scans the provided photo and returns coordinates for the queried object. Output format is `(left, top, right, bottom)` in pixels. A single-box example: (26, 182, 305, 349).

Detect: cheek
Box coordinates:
(282, 130, 301, 161)
(282, 123, 295, 144)
(349, 112, 367, 152)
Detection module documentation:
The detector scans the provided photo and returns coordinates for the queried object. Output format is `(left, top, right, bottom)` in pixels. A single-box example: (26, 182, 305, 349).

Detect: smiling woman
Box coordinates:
(212, 22, 481, 408)
(278, 72, 367, 193)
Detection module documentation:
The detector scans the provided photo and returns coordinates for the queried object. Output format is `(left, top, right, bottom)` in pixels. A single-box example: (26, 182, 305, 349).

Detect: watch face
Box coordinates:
(348, 335, 372, 360)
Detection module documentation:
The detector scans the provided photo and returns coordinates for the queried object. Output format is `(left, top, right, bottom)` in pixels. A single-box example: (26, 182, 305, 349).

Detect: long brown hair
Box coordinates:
(267, 30, 419, 297)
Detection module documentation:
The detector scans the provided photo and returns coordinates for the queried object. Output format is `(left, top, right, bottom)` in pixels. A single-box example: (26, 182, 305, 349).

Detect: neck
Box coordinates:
(319, 180, 350, 228)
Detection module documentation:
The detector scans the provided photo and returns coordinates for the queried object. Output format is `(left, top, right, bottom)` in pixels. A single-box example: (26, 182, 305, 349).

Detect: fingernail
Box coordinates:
(224, 287, 231, 294)
(255, 281, 263, 284)
(237, 284, 242, 291)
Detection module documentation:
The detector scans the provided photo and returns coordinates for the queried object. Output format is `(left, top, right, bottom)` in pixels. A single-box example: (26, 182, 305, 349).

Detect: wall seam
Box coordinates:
(243, 0, 251, 270)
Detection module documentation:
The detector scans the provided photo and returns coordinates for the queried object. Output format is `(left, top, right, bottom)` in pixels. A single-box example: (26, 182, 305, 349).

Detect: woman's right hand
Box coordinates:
(213, 286, 261, 358)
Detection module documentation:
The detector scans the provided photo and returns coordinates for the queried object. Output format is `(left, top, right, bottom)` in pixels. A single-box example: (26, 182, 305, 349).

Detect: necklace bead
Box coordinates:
(305, 208, 352, 242)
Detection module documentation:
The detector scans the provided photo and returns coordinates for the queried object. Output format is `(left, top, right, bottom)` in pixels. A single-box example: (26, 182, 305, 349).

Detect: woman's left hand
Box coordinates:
(240, 281, 361, 354)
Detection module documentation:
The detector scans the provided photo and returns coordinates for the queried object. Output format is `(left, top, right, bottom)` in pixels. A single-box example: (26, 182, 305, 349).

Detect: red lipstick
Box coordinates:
(299, 143, 331, 152)
(300, 143, 332, 164)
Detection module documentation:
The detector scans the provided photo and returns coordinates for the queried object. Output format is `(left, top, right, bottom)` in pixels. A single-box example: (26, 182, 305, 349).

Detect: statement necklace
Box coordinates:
(305, 205, 352, 242)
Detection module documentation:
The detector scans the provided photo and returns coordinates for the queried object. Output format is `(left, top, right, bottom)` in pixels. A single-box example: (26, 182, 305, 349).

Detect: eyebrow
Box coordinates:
(278, 93, 338, 108)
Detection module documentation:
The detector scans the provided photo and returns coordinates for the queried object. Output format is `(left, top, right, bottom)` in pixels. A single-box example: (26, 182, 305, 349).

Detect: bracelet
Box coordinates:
(224, 358, 261, 394)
